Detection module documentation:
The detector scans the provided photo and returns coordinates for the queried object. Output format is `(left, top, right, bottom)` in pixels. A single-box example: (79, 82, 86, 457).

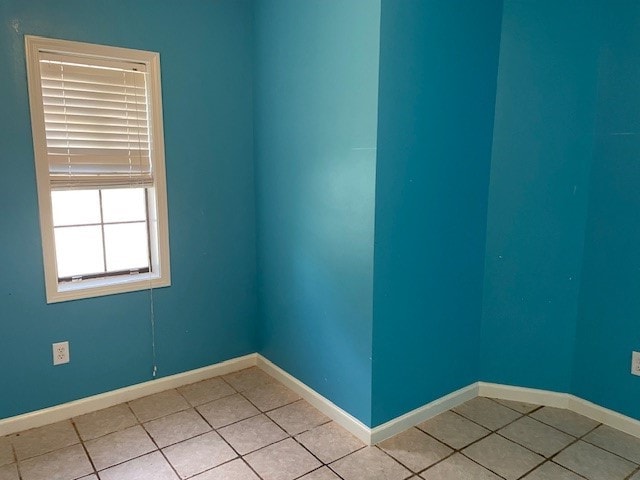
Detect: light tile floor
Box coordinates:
(2, 368, 640, 480)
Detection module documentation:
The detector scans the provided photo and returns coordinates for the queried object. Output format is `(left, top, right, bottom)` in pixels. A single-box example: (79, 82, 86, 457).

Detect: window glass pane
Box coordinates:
(54, 226, 104, 277)
(102, 188, 147, 223)
(104, 222, 149, 272)
(51, 190, 101, 226)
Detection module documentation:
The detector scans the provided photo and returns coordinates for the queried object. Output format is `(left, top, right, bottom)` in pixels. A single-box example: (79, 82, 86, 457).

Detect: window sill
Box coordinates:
(47, 272, 170, 303)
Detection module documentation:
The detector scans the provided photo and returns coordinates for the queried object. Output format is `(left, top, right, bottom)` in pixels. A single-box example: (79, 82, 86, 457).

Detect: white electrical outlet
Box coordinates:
(632, 351, 640, 376)
(52, 341, 70, 365)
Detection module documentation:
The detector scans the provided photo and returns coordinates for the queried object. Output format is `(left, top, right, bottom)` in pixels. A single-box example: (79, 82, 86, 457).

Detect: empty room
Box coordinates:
(1, 1, 640, 479)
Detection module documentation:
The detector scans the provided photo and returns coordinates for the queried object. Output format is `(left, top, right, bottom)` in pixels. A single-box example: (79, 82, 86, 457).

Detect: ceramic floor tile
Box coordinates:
(498, 416, 574, 457)
(583, 424, 640, 463)
(242, 382, 301, 412)
(99, 451, 178, 480)
(190, 458, 260, 480)
(530, 407, 599, 437)
(245, 438, 322, 480)
(420, 453, 501, 480)
(267, 400, 329, 435)
(18, 444, 93, 480)
(0, 439, 12, 468)
(10, 377, 640, 480)
(177, 378, 236, 407)
(521, 461, 586, 480)
(162, 431, 236, 479)
(299, 466, 341, 479)
(330, 447, 411, 480)
(462, 433, 544, 480)
(417, 410, 490, 449)
(554, 440, 637, 480)
(218, 414, 288, 455)
(144, 409, 211, 448)
(197, 393, 259, 428)
(0, 464, 18, 480)
(128, 389, 190, 423)
(296, 422, 364, 464)
(378, 428, 452, 472)
(84, 425, 155, 470)
(10, 420, 79, 460)
(454, 397, 522, 431)
(73, 403, 138, 441)
(223, 367, 276, 392)
(492, 398, 539, 414)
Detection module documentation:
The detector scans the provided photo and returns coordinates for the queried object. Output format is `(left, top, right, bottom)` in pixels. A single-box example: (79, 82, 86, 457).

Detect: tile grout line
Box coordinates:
(132, 374, 265, 480)
(135, 399, 186, 480)
(417, 398, 574, 479)
(153, 369, 350, 479)
(389, 398, 530, 479)
(625, 464, 640, 480)
(540, 422, 618, 480)
(494, 398, 634, 480)
(289, 425, 362, 478)
(487, 397, 595, 480)
(218, 368, 350, 480)
(477, 398, 623, 480)
(188, 370, 299, 480)
(70, 418, 99, 480)
(6, 373, 640, 480)
(171, 377, 268, 480)
(9, 440, 22, 480)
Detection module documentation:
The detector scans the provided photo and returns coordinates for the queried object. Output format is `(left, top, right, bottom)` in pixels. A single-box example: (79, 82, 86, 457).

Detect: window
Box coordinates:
(25, 36, 170, 303)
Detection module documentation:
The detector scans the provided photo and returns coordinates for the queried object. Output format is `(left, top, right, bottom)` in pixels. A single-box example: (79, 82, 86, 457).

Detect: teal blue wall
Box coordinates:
(372, 0, 503, 426)
(0, 0, 257, 419)
(481, 0, 600, 392)
(4, 0, 640, 429)
(253, 0, 380, 426)
(573, 2, 640, 420)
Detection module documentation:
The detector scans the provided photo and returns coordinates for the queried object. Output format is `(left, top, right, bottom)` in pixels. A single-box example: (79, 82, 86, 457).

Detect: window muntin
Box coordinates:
(52, 188, 150, 281)
(25, 36, 171, 303)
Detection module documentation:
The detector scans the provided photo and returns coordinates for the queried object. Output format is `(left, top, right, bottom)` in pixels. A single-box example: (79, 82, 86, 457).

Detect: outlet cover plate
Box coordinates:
(632, 351, 640, 376)
(52, 341, 70, 365)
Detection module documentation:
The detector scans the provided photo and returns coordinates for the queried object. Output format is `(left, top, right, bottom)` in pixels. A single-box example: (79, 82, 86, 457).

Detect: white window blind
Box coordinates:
(39, 52, 153, 190)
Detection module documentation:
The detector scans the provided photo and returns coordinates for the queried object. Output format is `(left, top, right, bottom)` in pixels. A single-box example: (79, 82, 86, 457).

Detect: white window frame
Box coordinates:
(25, 36, 171, 303)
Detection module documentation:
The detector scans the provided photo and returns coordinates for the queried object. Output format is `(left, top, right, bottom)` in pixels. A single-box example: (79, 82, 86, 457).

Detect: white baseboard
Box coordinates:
(0, 353, 257, 437)
(370, 383, 479, 444)
(256, 355, 478, 445)
(478, 382, 570, 409)
(479, 382, 640, 439)
(4, 354, 640, 445)
(256, 355, 373, 444)
(256, 359, 640, 444)
(569, 396, 640, 439)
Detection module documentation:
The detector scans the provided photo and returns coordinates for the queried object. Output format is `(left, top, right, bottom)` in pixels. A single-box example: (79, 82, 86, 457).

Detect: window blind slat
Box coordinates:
(42, 87, 146, 105)
(47, 141, 149, 151)
(42, 80, 146, 96)
(39, 55, 152, 190)
(46, 131, 149, 143)
(48, 152, 150, 166)
(46, 124, 148, 136)
(45, 114, 148, 128)
(44, 97, 147, 113)
(44, 104, 147, 116)
(50, 162, 151, 175)
(50, 175, 153, 190)
(40, 62, 144, 85)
